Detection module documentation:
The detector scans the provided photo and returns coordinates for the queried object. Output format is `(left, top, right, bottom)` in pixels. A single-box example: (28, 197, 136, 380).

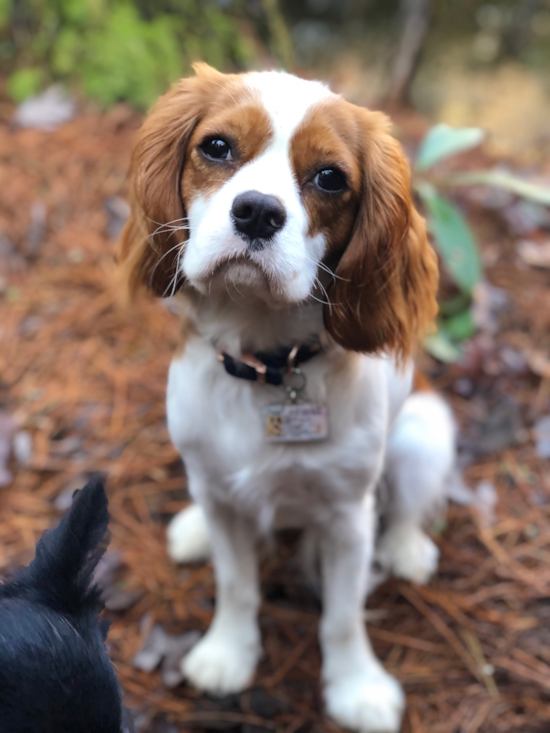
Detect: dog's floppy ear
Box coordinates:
(324, 109, 438, 362)
(118, 63, 222, 297)
(1, 476, 110, 617)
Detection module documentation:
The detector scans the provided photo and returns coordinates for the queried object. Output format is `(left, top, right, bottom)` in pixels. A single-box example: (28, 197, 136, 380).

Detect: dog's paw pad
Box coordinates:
(324, 669, 404, 733)
(167, 504, 211, 563)
(182, 632, 260, 695)
(378, 523, 439, 585)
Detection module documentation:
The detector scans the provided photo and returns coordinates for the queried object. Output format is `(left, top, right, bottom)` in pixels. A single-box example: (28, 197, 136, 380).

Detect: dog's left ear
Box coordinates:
(324, 109, 438, 362)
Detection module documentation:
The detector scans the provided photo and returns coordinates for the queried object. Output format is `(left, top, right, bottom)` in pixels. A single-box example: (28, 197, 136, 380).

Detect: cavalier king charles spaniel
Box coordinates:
(119, 64, 456, 733)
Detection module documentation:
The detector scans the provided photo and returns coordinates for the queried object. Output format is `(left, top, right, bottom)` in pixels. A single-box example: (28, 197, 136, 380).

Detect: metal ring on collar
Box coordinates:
(283, 367, 306, 393)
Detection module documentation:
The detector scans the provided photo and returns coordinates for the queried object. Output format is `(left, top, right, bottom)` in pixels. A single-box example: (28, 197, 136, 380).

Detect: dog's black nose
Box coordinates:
(231, 190, 286, 247)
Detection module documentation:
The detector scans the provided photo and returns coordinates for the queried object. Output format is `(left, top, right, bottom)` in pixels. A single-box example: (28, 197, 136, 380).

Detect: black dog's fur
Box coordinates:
(0, 477, 127, 733)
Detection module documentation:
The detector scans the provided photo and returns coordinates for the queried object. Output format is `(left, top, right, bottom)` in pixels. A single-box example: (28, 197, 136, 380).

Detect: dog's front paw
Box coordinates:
(324, 668, 404, 733)
(182, 630, 260, 695)
(377, 523, 439, 585)
(167, 504, 211, 563)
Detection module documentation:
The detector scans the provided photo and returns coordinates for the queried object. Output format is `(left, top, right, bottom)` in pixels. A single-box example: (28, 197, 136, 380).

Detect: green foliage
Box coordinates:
(0, 0, 9, 25)
(443, 309, 476, 341)
(7, 66, 43, 101)
(415, 124, 485, 173)
(423, 332, 463, 364)
(448, 170, 550, 206)
(416, 182, 482, 294)
(77, 4, 183, 109)
(413, 123, 550, 362)
(1, 0, 259, 109)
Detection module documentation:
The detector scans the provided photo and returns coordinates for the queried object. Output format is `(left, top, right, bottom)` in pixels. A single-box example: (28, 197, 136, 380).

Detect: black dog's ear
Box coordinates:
(2, 476, 110, 617)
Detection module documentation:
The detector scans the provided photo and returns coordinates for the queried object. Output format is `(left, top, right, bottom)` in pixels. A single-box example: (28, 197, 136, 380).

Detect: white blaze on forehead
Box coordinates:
(244, 71, 336, 148)
(183, 72, 334, 304)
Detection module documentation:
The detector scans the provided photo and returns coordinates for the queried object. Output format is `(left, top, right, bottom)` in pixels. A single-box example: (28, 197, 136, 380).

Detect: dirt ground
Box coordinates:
(1, 97, 550, 733)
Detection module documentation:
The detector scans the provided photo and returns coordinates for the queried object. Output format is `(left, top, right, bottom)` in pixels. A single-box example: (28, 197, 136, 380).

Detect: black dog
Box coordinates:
(0, 477, 133, 733)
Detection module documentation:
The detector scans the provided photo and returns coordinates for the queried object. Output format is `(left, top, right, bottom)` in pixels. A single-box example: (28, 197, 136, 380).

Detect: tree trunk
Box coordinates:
(386, 0, 431, 107)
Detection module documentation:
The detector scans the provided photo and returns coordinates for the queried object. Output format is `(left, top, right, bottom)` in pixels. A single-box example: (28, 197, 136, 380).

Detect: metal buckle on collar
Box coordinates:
(286, 344, 299, 372)
(239, 352, 268, 385)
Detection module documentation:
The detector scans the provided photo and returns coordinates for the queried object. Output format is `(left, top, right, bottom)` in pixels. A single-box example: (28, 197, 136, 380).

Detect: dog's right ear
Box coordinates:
(2, 477, 110, 617)
(118, 64, 223, 298)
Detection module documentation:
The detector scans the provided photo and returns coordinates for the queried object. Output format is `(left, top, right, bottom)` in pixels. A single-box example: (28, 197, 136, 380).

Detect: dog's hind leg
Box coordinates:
(377, 391, 456, 585)
(167, 503, 211, 563)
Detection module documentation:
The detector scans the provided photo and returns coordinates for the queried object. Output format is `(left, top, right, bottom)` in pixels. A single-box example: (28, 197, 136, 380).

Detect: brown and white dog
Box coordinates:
(119, 64, 456, 733)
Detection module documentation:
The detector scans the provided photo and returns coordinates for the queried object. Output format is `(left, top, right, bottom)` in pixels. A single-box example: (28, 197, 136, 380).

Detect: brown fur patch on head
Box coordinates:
(117, 64, 273, 299)
(290, 99, 362, 252)
(293, 99, 439, 361)
(181, 103, 273, 215)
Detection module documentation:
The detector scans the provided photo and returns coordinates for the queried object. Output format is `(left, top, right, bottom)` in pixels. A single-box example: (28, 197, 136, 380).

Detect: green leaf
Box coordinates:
(417, 184, 482, 293)
(437, 292, 471, 317)
(0, 0, 10, 26)
(444, 309, 476, 340)
(415, 124, 485, 172)
(444, 169, 550, 206)
(424, 331, 463, 363)
(7, 68, 44, 102)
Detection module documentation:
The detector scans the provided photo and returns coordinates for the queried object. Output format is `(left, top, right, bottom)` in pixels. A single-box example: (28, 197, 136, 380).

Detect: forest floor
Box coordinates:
(1, 94, 550, 733)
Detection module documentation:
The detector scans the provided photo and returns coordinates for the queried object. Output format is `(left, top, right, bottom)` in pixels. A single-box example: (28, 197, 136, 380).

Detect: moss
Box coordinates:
(2, 0, 260, 109)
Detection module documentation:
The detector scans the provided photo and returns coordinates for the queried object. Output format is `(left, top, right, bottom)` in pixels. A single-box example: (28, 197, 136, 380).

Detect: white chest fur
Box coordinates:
(166, 336, 412, 531)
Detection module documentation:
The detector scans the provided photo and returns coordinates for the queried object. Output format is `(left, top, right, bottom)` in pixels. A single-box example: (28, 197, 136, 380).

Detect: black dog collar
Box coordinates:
(218, 343, 322, 386)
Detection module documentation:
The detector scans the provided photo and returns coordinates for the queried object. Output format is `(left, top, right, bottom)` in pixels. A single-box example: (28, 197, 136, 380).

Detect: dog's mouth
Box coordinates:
(210, 256, 270, 290)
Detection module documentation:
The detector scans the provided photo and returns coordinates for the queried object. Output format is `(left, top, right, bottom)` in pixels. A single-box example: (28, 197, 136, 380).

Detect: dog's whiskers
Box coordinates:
(310, 276, 335, 312)
(316, 260, 351, 283)
(150, 241, 187, 291)
(163, 243, 187, 298)
(302, 253, 351, 284)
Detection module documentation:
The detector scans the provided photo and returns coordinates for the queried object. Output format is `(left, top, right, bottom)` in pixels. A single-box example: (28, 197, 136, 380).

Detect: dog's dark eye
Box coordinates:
(200, 137, 232, 161)
(314, 168, 347, 193)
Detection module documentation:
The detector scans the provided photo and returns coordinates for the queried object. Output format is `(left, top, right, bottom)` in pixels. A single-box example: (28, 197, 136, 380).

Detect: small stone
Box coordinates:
(14, 86, 75, 131)
(534, 415, 550, 459)
(13, 430, 32, 464)
(68, 247, 85, 263)
(132, 622, 200, 687)
(104, 196, 130, 240)
(453, 377, 474, 397)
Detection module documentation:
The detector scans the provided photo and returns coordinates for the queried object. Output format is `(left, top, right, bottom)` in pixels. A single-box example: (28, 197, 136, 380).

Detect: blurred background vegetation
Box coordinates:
(1, 0, 549, 119)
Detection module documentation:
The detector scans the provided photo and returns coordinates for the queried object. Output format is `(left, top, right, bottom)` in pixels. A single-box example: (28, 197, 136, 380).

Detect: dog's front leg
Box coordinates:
(182, 501, 261, 695)
(320, 494, 404, 733)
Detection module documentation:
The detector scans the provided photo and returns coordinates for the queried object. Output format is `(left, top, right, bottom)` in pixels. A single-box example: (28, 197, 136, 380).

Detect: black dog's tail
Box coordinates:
(2, 477, 110, 616)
